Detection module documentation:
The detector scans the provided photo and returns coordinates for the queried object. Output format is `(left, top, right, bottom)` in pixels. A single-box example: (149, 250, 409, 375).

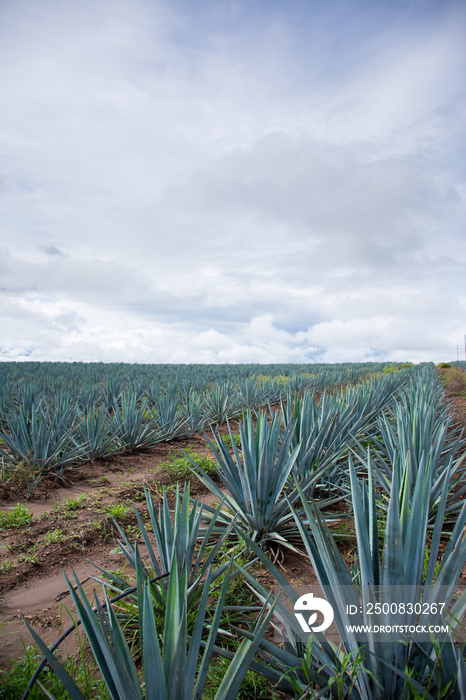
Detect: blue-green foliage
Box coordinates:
(15, 360, 466, 699)
(186, 410, 304, 547)
(354, 367, 466, 521)
(0, 360, 419, 494)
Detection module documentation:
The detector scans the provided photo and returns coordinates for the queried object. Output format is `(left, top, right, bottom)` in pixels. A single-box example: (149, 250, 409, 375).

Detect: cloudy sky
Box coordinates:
(1, 0, 465, 364)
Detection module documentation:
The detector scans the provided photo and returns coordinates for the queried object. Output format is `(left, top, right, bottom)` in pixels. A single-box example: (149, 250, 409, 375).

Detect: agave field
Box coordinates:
(0, 360, 398, 497)
(1, 360, 466, 699)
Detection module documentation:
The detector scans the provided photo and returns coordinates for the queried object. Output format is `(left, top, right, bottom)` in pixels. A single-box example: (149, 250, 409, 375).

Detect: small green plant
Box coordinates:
(221, 433, 242, 449)
(422, 543, 441, 583)
(62, 493, 88, 512)
(205, 660, 275, 699)
(120, 480, 146, 501)
(18, 548, 40, 565)
(43, 528, 66, 545)
(0, 559, 14, 572)
(90, 519, 111, 538)
(109, 546, 124, 555)
(90, 474, 111, 486)
(123, 523, 141, 540)
(160, 451, 217, 480)
(104, 502, 132, 520)
(153, 480, 177, 494)
(382, 364, 399, 374)
(0, 503, 33, 529)
(279, 638, 377, 699)
(0, 636, 107, 699)
(102, 565, 133, 587)
(329, 518, 357, 549)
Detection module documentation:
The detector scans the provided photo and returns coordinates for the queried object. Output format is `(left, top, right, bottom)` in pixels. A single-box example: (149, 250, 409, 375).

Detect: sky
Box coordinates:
(0, 0, 465, 364)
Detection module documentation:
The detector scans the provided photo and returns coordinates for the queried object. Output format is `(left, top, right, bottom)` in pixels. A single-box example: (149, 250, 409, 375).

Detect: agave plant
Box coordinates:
(109, 392, 162, 453)
(14, 384, 40, 418)
(0, 402, 83, 495)
(234, 454, 466, 699)
(95, 482, 240, 612)
(76, 386, 102, 412)
(149, 392, 189, 440)
(257, 376, 289, 405)
(204, 382, 242, 424)
(99, 378, 126, 409)
(75, 405, 115, 460)
(26, 552, 275, 700)
(354, 379, 466, 522)
(282, 374, 400, 493)
(185, 410, 318, 549)
(179, 389, 210, 435)
(238, 378, 276, 411)
(281, 390, 354, 491)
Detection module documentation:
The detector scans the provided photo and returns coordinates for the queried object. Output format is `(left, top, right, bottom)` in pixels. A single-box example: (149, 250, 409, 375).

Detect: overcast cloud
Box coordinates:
(1, 0, 465, 364)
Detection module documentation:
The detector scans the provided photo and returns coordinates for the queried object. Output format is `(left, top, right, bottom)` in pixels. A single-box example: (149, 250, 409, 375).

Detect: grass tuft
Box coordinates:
(221, 432, 242, 449)
(0, 503, 33, 530)
(159, 450, 217, 480)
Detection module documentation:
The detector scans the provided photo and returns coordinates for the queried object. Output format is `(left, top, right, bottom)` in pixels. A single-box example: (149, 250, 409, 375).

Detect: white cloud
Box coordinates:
(0, 0, 465, 364)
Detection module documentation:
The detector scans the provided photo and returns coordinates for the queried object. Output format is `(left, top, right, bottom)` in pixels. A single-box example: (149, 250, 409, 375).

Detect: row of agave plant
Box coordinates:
(0, 362, 390, 431)
(0, 363, 411, 496)
(0, 360, 392, 405)
(0, 379, 313, 496)
(25, 364, 466, 698)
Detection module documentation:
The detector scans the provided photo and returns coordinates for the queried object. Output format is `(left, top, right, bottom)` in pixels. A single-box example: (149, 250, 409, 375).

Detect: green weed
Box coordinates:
(109, 546, 124, 554)
(160, 451, 217, 480)
(221, 432, 242, 449)
(205, 658, 276, 699)
(0, 504, 33, 530)
(104, 502, 132, 520)
(281, 639, 377, 699)
(61, 493, 88, 513)
(18, 547, 40, 565)
(440, 367, 466, 395)
(123, 523, 141, 540)
(0, 638, 108, 699)
(43, 528, 65, 546)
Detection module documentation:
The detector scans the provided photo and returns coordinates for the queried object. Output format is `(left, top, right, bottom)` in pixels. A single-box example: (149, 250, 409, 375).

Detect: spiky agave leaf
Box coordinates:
(90, 482, 238, 615)
(75, 404, 116, 460)
(185, 409, 308, 548)
(149, 392, 190, 440)
(353, 371, 466, 523)
(26, 554, 275, 700)
(109, 392, 164, 453)
(0, 402, 84, 495)
(231, 450, 466, 699)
